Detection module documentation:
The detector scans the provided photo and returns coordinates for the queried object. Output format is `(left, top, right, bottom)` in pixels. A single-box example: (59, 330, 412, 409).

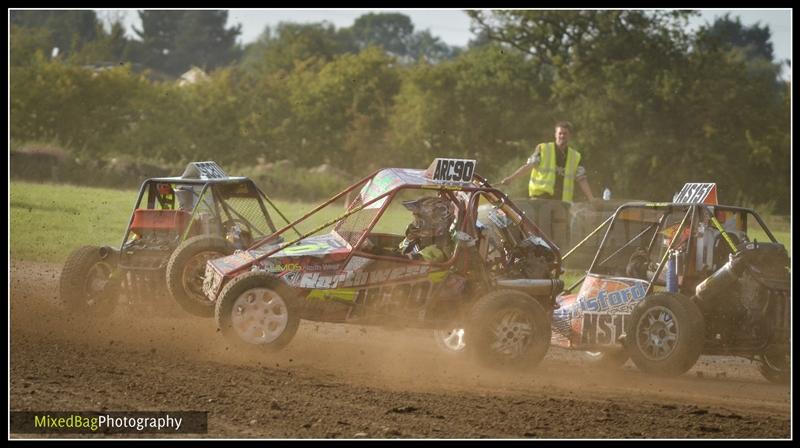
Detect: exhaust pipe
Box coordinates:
(98, 246, 118, 260)
(496, 278, 564, 296)
(694, 253, 746, 307)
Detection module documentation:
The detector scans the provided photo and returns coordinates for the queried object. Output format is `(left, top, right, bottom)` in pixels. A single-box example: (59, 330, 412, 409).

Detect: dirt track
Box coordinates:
(9, 260, 792, 439)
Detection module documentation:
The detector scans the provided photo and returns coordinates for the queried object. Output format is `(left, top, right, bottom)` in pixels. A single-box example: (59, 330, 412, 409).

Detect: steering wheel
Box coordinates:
(222, 218, 255, 247)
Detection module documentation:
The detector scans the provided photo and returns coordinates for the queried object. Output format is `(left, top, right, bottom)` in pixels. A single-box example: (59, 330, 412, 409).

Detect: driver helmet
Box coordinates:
(157, 183, 174, 196)
(402, 197, 455, 242)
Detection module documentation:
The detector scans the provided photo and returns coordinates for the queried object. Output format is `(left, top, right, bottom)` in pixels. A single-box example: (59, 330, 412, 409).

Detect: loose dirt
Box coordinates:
(9, 260, 791, 439)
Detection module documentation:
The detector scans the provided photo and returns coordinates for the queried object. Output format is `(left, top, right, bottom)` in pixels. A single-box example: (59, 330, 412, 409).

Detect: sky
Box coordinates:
(97, 8, 792, 79)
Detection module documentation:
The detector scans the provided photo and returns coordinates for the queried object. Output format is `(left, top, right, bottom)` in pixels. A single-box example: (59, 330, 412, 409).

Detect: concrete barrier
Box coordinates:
(512, 198, 642, 270)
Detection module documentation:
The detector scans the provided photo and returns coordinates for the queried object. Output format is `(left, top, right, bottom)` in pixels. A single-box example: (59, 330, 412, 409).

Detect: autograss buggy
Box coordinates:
(60, 162, 292, 317)
(553, 183, 790, 383)
(204, 158, 565, 369)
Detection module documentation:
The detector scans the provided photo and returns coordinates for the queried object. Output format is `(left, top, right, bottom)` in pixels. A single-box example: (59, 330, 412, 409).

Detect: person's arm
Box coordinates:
(500, 145, 540, 185)
(578, 177, 594, 200)
(576, 166, 594, 200)
(500, 162, 535, 185)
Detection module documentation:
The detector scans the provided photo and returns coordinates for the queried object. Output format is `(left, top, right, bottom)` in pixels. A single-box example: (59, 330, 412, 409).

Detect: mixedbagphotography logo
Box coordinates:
(10, 411, 208, 434)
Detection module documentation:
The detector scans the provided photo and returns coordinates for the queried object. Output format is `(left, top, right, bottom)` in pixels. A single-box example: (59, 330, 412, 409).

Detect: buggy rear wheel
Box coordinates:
(59, 246, 118, 317)
(628, 293, 704, 376)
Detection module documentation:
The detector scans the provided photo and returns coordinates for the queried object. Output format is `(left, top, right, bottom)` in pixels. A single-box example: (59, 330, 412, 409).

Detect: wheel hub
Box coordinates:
(490, 310, 533, 358)
(636, 306, 679, 361)
(231, 288, 289, 344)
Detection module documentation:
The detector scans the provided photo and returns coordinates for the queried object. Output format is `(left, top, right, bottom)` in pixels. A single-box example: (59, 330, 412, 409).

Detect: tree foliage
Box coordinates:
(134, 10, 242, 76)
(9, 10, 791, 212)
(468, 10, 789, 212)
(10, 10, 101, 58)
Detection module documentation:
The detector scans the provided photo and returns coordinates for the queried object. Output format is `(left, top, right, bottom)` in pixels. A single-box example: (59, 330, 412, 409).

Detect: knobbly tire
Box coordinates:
(59, 245, 119, 317)
(214, 271, 300, 352)
(166, 235, 232, 317)
(466, 290, 551, 370)
(628, 293, 704, 376)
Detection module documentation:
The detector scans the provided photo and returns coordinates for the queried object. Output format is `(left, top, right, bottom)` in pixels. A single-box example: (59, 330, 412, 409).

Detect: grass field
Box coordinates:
(10, 181, 791, 264)
(9, 181, 407, 262)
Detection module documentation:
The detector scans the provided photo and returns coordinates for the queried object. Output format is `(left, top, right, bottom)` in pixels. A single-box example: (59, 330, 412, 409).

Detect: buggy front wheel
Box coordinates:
(214, 272, 300, 352)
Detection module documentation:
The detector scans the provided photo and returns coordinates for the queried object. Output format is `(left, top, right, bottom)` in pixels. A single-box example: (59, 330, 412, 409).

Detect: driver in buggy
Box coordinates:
(398, 196, 456, 263)
(625, 207, 745, 281)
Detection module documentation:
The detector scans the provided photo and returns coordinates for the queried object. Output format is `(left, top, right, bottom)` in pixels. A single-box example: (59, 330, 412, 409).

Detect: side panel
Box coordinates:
(294, 255, 451, 323)
(552, 274, 649, 349)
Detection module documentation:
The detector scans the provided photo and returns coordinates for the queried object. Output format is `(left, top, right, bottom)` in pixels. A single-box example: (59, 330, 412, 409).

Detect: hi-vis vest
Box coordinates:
(529, 142, 581, 202)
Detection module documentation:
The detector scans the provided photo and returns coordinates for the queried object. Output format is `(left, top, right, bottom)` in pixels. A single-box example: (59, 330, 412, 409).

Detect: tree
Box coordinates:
(284, 48, 401, 171)
(697, 13, 774, 61)
(389, 45, 548, 174)
(10, 10, 101, 58)
(10, 25, 53, 66)
(67, 20, 129, 65)
(468, 9, 789, 212)
(467, 10, 695, 78)
(133, 10, 242, 76)
(349, 12, 461, 63)
(240, 22, 355, 75)
(351, 13, 415, 56)
(407, 30, 461, 63)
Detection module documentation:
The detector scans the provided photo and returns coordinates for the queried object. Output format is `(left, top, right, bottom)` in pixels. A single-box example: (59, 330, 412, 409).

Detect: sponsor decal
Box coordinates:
(263, 261, 303, 273)
(303, 263, 344, 272)
(357, 278, 432, 308)
(304, 268, 449, 306)
(552, 276, 648, 347)
(580, 312, 629, 346)
(297, 264, 432, 289)
(575, 282, 647, 314)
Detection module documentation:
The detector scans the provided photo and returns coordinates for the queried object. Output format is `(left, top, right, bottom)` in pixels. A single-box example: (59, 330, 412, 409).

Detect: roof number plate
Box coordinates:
(426, 158, 476, 183)
(673, 183, 717, 204)
(184, 161, 228, 179)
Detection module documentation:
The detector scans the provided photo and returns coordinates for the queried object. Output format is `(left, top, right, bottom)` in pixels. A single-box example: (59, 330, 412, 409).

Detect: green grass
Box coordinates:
(11, 181, 792, 264)
(11, 182, 136, 262)
(749, 227, 791, 256)
(9, 181, 323, 263)
(9, 181, 411, 263)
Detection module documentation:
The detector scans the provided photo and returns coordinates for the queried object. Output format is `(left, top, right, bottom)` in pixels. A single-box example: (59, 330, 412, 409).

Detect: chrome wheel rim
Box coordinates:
(636, 305, 679, 361)
(489, 310, 533, 359)
(231, 288, 289, 344)
(435, 328, 466, 352)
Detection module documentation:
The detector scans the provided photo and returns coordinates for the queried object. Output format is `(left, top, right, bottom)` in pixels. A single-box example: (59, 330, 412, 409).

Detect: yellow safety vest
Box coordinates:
(419, 244, 451, 263)
(529, 142, 581, 202)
